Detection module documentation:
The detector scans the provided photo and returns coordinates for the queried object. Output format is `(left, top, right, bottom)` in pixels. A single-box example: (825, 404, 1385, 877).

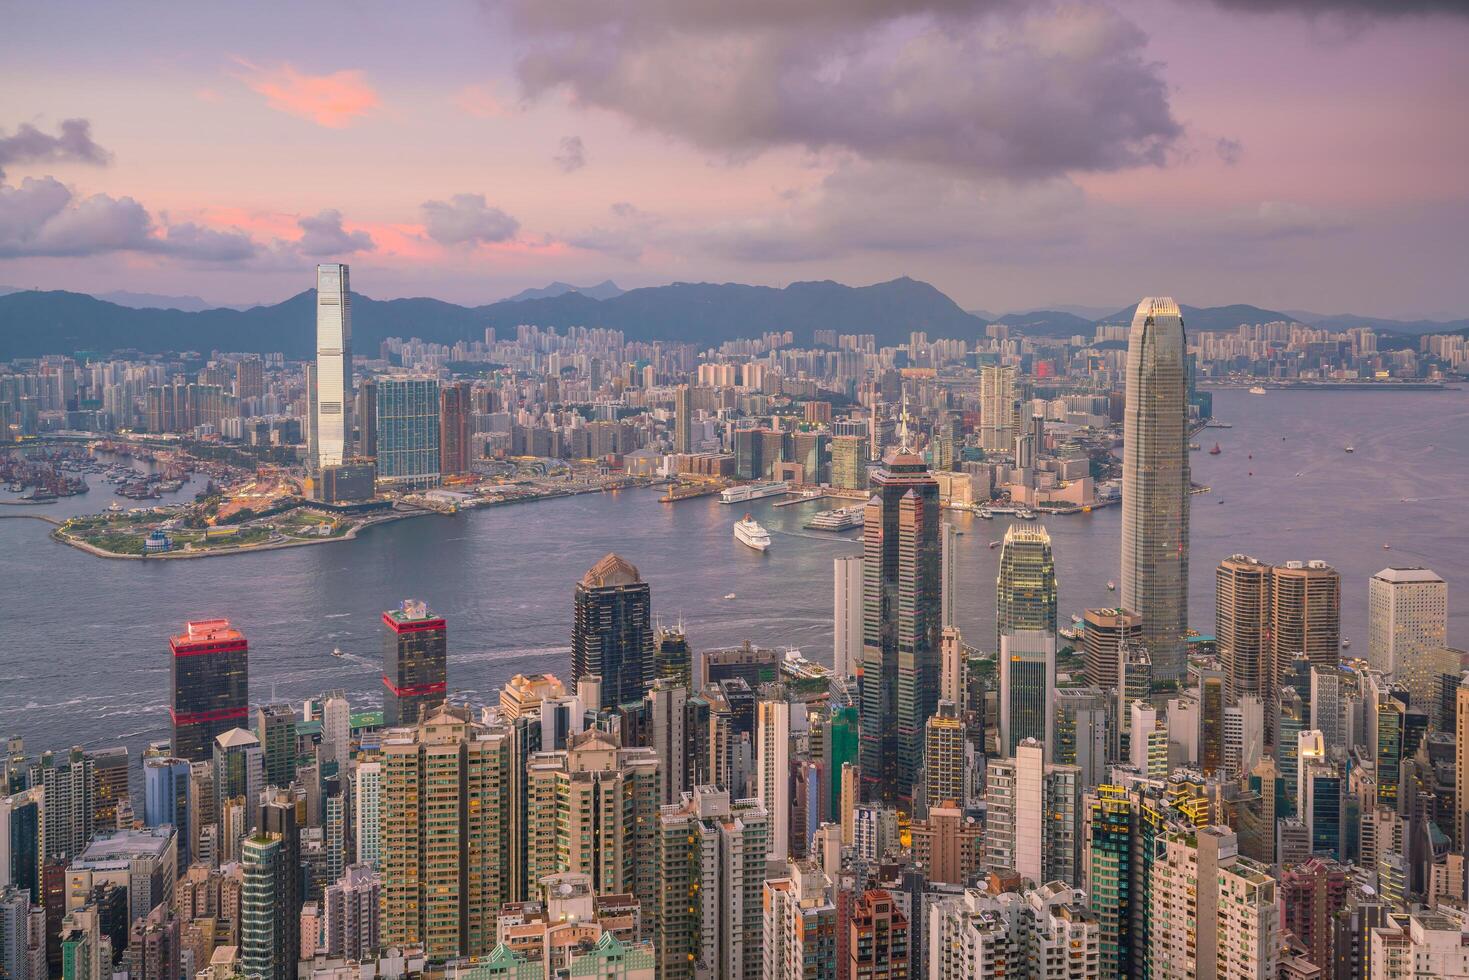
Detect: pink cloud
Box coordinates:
(232, 58, 379, 127)
(454, 83, 510, 119)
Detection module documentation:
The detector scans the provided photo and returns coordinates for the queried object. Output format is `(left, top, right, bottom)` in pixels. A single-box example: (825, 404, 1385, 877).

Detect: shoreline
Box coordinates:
(43, 479, 653, 561)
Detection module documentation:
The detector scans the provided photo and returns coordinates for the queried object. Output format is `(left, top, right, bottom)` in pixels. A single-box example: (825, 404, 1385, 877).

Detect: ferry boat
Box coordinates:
(1248, 386, 1267, 395)
(733, 515, 772, 552)
(806, 506, 864, 532)
(1106, 580, 1116, 591)
(1016, 508, 1037, 520)
(720, 481, 789, 504)
(1344, 445, 1355, 453)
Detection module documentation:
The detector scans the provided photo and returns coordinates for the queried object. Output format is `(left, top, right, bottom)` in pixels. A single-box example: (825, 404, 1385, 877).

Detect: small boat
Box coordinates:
(723, 593, 737, 601)
(976, 509, 994, 520)
(1247, 454, 1252, 460)
(1345, 445, 1355, 453)
(1248, 386, 1267, 395)
(734, 514, 772, 552)
(1106, 580, 1116, 591)
(1342, 638, 1351, 649)
(1016, 509, 1037, 520)
(331, 647, 345, 658)
(1383, 543, 1391, 550)
(1188, 443, 1201, 451)
(106, 501, 122, 513)
(1208, 443, 1222, 455)
(1070, 614, 1084, 625)
(988, 541, 999, 549)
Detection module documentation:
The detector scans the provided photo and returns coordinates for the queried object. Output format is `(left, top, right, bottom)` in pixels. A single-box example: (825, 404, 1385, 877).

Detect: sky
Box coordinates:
(2, 1, 1467, 317)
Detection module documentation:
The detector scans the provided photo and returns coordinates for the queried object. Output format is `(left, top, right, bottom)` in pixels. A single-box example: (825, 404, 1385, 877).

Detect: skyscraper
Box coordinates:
(169, 619, 248, 763)
(375, 376, 441, 488)
(1217, 555, 1271, 705)
(999, 630, 1056, 758)
(1368, 565, 1447, 678)
(756, 695, 792, 863)
(381, 599, 447, 727)
(833, 555, 863, 679)
(942, 522, 958, 629)
(979, 365, 1017, 453)
(379, 706, 511, 960)
(313, 263, 352, 471)
(859, 448, 942, 804)
(240, 833, 284, 980)
(571, 554, 654, 711)
(673, 384, 692, 454)
(995, 522, 1058, 648)
(437, 380, 472, 477)
(1082, 608, 1142, 691)
(1121, 297, 1190, 682)
(1271, 560, 1341, 675)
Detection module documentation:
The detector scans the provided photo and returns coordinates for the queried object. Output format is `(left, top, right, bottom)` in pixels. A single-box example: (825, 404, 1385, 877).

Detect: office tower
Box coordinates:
(438, 380, 472, 476)
(254, 704, 296, 788)
(572, 554, 654, 710)
(1310, 664, 1355, 750)
(655, 787, 768, 980)
(170, 619, 249, 763)
(1053, 688, 1108, 789)
(322, 865, 379, 962)
(859, 448, 941, 804)
(1301, 758, 1345, 860)
(0, 788, 41, 904)
(240, 833, 287, 980)
(1277, 691, 1309, 813)
(1082, 608, 1142, 691)
(848, 890, 909, 980)
(924, 702, 966, 814)
(654, 628, 693, 688)
(645, 679, 689, 805)
(941, 522, 957, 629)
(1084, 786, 1138, 979)
(984, 757, 1017, 872)
(1375, 692, 1406, 809)
(1121, 297, 1190, 683)
(88, 748, 128, 831)
(1223, 694, 1264, 780)
(381, 599, 447, 727)
(999, 630, 1056, 758)
(762, 862, 838, 980)
(1115, 645, 1153, 761)
(823, 707, 859, 825)
(995, 523, 1058, 648)
(829, 435, 864, 490)
(1014, 740, 1046, 883)
(354, 377, 376, 457)
(313, 264, 353, 470)
(980, 365, 1017, 452)
(927, 883, 1100, 980)
(353, 760, 380, 868)
(1272, 560, 1341, 699)
(1148, 826, 1277, 980)
(1128, 702, 1165, 777)
(37, 748, 93, 864)
(833, 556, 863, 679)
(756, 696, 792, 862)
(375, 376, 441, 488)
(524, 730, 659, 923)
(379, 706, 511, 960)
(852, 803, 900, 864)
(939, 627, 966, 711)
(1217, 555, 1270, 704)
(673, 384, 693, 454)
(1197, 670, 1225, 776)
(141, 758, 189, 863)
(1368, 567, 1447, 677)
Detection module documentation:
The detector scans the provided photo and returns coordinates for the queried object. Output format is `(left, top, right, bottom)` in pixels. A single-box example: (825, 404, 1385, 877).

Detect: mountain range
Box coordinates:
(0, 278, 1464, 360)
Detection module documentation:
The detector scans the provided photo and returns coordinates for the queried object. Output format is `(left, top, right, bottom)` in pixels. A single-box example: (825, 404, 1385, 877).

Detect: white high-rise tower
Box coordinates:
(314, 263, 353, 470)
(1121, 297, 1190, 682)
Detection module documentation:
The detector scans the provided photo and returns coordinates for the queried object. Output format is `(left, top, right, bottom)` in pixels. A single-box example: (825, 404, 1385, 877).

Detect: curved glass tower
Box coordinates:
(1121, 297, 1190, 682)
(314, 263, 353, 469)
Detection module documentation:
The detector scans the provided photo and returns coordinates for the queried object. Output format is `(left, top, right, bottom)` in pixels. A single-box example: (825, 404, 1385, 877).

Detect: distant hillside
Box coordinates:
(994, 310, 1096, 337)
(1287, 311, 1469, 336)
(1096, 303, 1294, 333)
(0, 276, 985, 358)
(501, 280, 624, 303)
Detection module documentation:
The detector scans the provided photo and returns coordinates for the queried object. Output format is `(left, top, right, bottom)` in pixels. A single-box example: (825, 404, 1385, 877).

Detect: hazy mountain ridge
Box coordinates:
(0, 280, 1462, 359)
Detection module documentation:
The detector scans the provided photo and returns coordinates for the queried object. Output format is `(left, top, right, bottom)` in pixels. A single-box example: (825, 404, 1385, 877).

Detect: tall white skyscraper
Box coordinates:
(941, 522, 958, 629)
(1368, 566, 1447, 677)
(314, 263, 353, 470)
(756, 697, 792, 863)
(1121, 296, 1190, 682)
(833, 555, 863, 678)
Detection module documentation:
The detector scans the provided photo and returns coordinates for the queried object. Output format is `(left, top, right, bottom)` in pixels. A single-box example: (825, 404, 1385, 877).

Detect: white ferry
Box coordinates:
(720, 481, 790, 504)
(734, 514, 772, 551)
(1248, 386, 1267, 395)
(806, 506, 865, 531)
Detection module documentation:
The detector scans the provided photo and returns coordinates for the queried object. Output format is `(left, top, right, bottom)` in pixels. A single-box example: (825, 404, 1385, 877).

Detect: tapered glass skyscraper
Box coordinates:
(1121, 297, 1190, 682)
(995, 523, 1057, 649)
(859, 448, 941, 805)
(313, 263, 352, 470)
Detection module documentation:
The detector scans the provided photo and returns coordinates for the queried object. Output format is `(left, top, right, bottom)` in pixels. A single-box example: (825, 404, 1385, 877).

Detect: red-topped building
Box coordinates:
(382, 600, 447, 726)
(170, 619, 248, 761)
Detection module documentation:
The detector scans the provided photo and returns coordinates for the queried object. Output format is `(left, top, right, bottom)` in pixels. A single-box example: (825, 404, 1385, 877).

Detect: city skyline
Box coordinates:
(3, 3, 1468, 317)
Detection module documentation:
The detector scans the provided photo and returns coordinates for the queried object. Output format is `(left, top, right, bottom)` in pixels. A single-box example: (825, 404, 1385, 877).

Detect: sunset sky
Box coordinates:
(3, 1, 1466, 317)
